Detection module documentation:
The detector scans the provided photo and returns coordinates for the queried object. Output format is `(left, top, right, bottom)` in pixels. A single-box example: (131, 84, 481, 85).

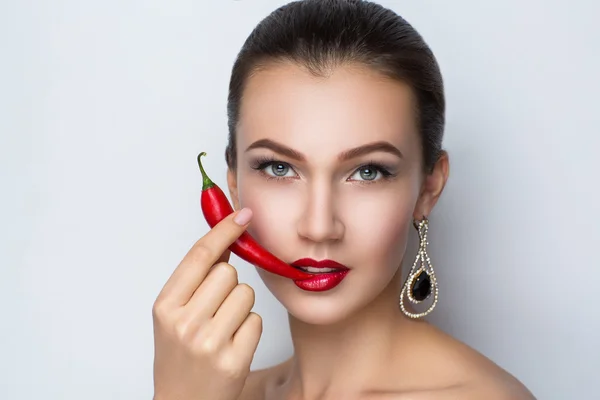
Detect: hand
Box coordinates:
(152, 208, 262, 400)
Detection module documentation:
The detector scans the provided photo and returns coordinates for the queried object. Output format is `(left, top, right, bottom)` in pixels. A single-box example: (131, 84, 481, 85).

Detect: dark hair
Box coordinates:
(225, 0, 445, 174)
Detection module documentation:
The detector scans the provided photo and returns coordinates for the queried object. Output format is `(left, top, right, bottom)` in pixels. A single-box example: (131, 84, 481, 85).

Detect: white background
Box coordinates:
(1, 1, 598, 399)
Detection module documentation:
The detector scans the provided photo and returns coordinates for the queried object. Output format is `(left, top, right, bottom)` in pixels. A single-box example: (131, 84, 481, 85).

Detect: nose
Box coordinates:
(296, 181, 345, 243)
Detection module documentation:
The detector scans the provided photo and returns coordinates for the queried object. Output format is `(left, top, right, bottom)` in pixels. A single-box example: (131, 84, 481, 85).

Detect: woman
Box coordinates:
(152, 1, 536, 399)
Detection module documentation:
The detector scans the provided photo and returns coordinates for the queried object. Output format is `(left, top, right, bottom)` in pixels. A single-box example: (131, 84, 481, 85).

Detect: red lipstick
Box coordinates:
(292, 258, 350, 291)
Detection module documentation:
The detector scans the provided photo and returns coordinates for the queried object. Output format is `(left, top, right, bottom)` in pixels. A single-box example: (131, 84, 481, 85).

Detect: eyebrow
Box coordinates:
(245, 138, 403, 162)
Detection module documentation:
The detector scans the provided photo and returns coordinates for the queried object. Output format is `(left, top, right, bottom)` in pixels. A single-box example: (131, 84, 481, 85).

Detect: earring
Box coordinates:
(399, 216, 439, 318)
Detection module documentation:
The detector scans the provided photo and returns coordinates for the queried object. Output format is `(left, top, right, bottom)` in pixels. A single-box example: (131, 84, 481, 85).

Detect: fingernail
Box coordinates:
(233, 208, 253, 226)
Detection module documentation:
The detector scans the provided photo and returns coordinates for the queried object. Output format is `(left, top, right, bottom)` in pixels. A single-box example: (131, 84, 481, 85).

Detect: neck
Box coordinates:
(283, 268, 416, 399)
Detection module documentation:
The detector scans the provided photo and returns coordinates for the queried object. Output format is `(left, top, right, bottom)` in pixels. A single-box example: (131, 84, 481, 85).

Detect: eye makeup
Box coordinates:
(248, 154, 399, 184)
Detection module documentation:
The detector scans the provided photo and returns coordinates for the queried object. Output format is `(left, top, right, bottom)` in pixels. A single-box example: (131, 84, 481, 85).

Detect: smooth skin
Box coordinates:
(152, 62, 536, 400)
(153, 209, 262, 400)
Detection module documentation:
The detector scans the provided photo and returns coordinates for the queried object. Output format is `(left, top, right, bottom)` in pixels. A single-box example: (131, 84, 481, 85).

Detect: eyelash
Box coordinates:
(249, 155, 396, 184)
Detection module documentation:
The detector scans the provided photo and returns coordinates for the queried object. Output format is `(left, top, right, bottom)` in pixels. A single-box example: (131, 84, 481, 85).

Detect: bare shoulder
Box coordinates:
(424, 375, 536, 400)
(445, 339, 536, 399)
(238, 360, 290, 400)
(461, 377, 537, 400)
(442, 343, 536, 399)
(390, 380, 536, 400)
(386, 321, 536, 399)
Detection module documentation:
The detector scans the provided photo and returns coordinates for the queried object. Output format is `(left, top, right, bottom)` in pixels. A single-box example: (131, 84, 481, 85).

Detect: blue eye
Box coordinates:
(267, 162, 294, 177)
(250, 156, 395, 183)
(250, 157, 297, 180)
(352, 166, 379, 181)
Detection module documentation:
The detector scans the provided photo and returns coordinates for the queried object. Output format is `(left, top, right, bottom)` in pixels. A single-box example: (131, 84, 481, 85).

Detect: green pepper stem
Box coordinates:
(197, 152, 215, 190)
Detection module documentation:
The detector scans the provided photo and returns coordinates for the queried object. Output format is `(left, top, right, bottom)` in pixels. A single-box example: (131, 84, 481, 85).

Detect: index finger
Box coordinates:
(156, 208, 253, 307)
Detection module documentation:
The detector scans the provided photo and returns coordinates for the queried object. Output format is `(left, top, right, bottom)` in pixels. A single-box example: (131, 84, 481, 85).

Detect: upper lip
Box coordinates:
(291, 258, 349, 270)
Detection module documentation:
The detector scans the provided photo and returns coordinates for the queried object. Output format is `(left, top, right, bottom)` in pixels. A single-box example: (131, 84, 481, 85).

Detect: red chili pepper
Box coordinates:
(197, 152, 312, 281)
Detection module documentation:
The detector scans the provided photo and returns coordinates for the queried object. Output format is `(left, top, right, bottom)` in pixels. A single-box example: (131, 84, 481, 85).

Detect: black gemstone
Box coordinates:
(411, 271, 431, 301)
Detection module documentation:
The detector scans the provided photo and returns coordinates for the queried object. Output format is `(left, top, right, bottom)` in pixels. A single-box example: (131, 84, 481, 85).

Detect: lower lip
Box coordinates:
(293, 270, 349, 291)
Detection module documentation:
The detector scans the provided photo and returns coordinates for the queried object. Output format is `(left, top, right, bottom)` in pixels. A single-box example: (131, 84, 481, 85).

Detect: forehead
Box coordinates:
(237, 61, 418, 159)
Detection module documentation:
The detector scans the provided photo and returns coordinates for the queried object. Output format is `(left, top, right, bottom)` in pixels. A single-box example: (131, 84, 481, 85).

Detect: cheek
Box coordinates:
(341, 186, 414, 269)
(235, 174, 302, 251)
(236, 171, 419, 267)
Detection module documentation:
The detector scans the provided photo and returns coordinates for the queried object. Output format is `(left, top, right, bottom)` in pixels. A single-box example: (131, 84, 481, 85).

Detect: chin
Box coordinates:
(256, 268, 390, 326)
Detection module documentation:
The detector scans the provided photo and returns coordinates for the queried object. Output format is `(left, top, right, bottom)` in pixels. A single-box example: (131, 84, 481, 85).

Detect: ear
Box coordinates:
(413, 151, 450, 220)
(227, 168, 241, 211)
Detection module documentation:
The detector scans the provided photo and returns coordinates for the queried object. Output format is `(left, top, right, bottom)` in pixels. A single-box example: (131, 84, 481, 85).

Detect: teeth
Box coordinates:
(298, 266, 338, 273)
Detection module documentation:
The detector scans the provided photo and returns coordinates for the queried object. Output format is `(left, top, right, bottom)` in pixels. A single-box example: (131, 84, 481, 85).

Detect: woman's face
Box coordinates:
(227, 62, 435, 325)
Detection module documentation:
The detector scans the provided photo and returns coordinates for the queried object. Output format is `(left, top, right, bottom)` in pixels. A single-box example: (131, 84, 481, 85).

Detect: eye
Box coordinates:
(350, 166, 378, 181)
(265, 161, 295, 178)
(348, 164, 393, 183)
(251, 157, 298, 180)
(251, 157, 395, 183)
